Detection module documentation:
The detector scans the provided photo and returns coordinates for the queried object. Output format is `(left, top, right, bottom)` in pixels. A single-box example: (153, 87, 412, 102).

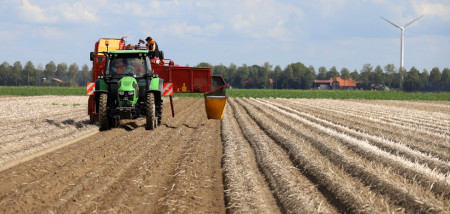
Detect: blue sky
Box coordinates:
(1, 0, 449, 72)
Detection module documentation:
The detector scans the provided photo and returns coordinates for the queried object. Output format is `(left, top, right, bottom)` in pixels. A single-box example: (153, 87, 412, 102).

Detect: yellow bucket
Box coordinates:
(204, 96, 227, 119)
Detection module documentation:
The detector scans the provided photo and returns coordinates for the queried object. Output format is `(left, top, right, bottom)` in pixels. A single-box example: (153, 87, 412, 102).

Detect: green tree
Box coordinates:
(36, 64, 44, 86)
(303, 66, 316, 89)
(420, 69, 429, 91)
(350, 69, 359, 81)
(22, 61, 35, 85)
(227, 63, 237, 87)
(360, 64, 373, 90)
(399, 67, 407, 90)
(212, 64, 227, 76)
(274, 65, 282, 89)
(384, 64, 396, 88)
(317, 66, 327, 80)
(45, 61, 56, 80)
(403, 67, 422, 91)
(0, 62, 12, 85)
(55, 62, 68, 79)
(283, 65, 293, 89)
(262, 62, 273, 89)
(441, 68, 450, 91)
(340, 67, 350, 79)
(373, 65, 384, 85)
(197, 62, 212, 68)
(236, 64, 249, 88)
(78, 64, 91, 86)
(327, 66, 339, 79)
(12, 61, 23, 86)
(247, 65, 259, 89)
(68, 63, 79, 86)
(429, 67, 441, 91)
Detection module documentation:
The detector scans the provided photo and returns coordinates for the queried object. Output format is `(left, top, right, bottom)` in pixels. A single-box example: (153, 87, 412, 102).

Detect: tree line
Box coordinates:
(198, 62, 449, 92)
(0, 61, 91, 87)
(1, 60, 449, 92)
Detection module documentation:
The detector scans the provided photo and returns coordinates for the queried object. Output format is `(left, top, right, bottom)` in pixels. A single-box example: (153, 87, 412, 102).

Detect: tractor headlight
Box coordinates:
(119, 91, 125, 96)
(128, 91, 134, 95)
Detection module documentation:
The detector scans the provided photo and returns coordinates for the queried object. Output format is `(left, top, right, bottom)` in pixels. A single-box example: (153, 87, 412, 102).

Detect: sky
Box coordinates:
(1, 0, 449, 72)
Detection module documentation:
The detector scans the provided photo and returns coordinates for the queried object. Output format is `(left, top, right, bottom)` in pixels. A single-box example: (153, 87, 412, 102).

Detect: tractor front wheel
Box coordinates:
(146, 93, 157, 130)
(99, 93, 109, 131)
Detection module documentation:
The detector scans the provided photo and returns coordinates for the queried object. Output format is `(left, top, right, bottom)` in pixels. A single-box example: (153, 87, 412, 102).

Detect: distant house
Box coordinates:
(52, 78, 63, 83)
(371, 83, 384, 91)
(313, 77, 358, 90)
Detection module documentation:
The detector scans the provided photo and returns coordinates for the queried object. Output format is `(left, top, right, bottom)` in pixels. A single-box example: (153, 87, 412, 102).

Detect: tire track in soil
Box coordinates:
(53, 99, 204, 213)
(0, 98, 225, 214)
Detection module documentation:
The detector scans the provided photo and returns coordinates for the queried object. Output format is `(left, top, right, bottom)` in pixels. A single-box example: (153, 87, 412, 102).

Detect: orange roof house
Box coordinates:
(313, 77, 358, 90)
(332, 77, 356, 87)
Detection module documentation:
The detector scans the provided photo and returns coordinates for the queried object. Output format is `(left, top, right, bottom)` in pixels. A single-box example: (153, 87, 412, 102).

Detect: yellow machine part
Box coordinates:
(98, 39, 122, 53)
(204, 96, 227, 119)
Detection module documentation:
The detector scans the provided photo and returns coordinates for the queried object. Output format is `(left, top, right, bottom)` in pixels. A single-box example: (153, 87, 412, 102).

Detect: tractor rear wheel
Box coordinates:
(99, 93, 109, 131)
(146, 93, 157, 130)
(157, 98, 163, 126)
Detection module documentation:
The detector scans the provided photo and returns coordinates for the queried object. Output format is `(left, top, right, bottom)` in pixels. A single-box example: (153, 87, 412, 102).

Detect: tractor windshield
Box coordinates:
(109, 57, 148, 77)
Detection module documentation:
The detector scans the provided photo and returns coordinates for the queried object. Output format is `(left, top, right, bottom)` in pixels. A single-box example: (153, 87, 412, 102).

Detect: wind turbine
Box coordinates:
(380, 15, 423, 89)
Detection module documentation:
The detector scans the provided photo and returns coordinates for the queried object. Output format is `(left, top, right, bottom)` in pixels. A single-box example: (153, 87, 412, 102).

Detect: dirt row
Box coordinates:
(0, 97, 224, 213)
(221, 98, 449, 213)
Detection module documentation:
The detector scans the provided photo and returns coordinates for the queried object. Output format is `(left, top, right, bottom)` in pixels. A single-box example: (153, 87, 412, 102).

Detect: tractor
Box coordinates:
(88, 38, 226, 131)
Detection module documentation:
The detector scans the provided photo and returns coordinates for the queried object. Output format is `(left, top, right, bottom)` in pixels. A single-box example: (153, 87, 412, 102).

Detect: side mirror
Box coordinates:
(90, 52, 95, 61)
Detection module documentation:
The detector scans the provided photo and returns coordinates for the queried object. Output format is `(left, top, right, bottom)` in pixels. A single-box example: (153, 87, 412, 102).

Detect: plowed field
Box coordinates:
(0, 96, 449, 213)
(0, 96, 224, 213)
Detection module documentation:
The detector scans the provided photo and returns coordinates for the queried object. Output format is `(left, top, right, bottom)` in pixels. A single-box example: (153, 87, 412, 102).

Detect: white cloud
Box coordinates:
(225, 0, 304, 41)
(58, 2, 98, 22)
(0, 30, 19, 41)
(317, 0, 346, 16)
(19, 0, 57, 23)
(413, 1, 450, 22)
(33, 27, 67, 40)
(159, 22, 224, 37)
(18, 0, 98, 24)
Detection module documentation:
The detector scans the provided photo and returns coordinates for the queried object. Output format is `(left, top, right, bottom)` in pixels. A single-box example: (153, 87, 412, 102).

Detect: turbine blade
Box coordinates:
(380, 16, 401, 28)
(404, 15, 424, 28)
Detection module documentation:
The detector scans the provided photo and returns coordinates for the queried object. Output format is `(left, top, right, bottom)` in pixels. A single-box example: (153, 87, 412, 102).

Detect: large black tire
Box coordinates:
(157, 98, 163, 126)
(99, 93, 109, 131)
(146, 93, 157, 130)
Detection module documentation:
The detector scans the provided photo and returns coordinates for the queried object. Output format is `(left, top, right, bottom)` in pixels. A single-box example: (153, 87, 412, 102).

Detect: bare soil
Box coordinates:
(221, 98, 449, 213)
(0, 97, 225, 214)
(1, 96, 448, 213)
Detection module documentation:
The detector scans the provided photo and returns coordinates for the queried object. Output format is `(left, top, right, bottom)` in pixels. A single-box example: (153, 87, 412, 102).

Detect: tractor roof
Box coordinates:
(108, 50, 149, 54)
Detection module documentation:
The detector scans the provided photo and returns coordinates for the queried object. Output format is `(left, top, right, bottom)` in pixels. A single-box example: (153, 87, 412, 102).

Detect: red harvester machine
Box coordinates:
(87, 37, 227, 129)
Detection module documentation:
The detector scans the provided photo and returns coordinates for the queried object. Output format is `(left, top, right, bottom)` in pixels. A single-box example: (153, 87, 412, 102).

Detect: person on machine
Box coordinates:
(146, 36, 160, 59)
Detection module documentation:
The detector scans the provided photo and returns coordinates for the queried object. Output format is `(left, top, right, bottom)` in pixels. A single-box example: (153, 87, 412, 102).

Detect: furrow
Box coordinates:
(229, 98, 337, 214)
(239, 98, 448, 213)
(276, 98, 450, 161)
(221, 104, 280, 213)
(259, 98, 450, 174)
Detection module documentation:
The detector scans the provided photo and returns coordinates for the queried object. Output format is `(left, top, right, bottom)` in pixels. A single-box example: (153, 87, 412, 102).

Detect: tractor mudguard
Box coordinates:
(95, 79, 107, 91)
(149, 77, 160, 91)
(147, 78, 163, 115)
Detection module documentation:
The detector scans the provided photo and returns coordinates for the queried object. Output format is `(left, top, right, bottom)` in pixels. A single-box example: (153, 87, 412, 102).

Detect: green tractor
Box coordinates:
(94, 50, 163, 131)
